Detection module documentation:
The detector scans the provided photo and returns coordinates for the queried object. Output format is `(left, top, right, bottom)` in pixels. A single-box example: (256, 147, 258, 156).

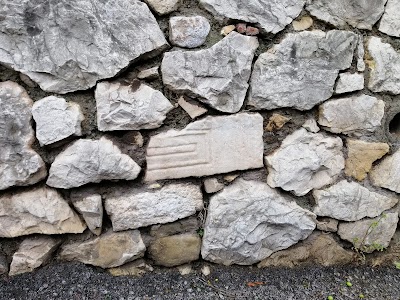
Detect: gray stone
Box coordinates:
(178, 97, 208, 119)
(0, 0, 168, 94)
(302, 119, 320, 133)
(0, 255, 8, 275)
(145, 113, 264, 182)
(306, 0, 387, 29)
(161, 32, 258, 113)
(379, 0, 400, 37)
(201, 179, 316, 265)
(169, 16, 211, 48)
(335, 73, 364, 94)
(0, 187, 86, 238)
(144, 0, 180, 15)
(367, 37, 400, 94)
(137, 67, 159, 80)
(47, 137, 141, 189)
(357, 36, 366, 72)
(60, 230, 146, 268)
(0, 81, 47, 191)
(338, 211, 399, 253)
(316, 218, 339, 232)
(249, 30, 358, 110)
(104, 183, 203, 231)
(318, 95, 385, 136)
(9, 236, 61, 276)
(32, 96, 83, 146)
(203, 178, 224, 194)
(108, 259, 154, 277)
(313, 180, 398, 222)
(95, 81, 173, 131)
(200, 0, 305, 34)
(265, 128, 344, 196)
(150, 218, 200, 238)
(370, 148, 400, 193)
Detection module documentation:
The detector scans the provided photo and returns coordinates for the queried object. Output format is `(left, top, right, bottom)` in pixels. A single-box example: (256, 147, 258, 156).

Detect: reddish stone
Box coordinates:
(236, 23, 247, 34)
(246, 26, 259, 36)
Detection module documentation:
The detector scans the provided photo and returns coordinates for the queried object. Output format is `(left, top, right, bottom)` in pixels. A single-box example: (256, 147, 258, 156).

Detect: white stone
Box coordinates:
(335, 73, 364, 94)
(178, 264, 192, 275)
(144, 0, 180, 15)
(200, 0, 306, 34)
(95, 81, 173, 131)
(379, 0, 400, 37)
(318, 95, 385, 136)
(203, 178, 224, 193)
(265, 128, 344, 196)
(313, 180, 398, 222)
(47, 137, 141, 189)
(32, 96, 83, 146)
(357, 36, 366, 72)
(161, 32, 258, 113)
(104, 183, 203, 231)
(0, 0, 168, 93)
(0, 81, 47, 190)
(178, 97, 208, 119)
(145, 113, 264, 182)
(71, 191, 103, 236)
(302, 119, 320, 133)
(201, 179, 316, 265)
(0, 187, 86, 238)
(370, 148, 400, 193)
(292, 16, 314, 31)
(201, 265, 211, 276)
(249, 30, 358, 110)
(137, 67, 159, 80)
(169, 16, 211, 48)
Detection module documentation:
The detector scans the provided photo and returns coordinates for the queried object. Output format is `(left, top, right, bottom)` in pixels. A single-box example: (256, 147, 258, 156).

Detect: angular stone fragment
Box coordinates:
(9, 236, 61, 276)
(221, 25, 236, 36)
(265, 113, 291, 132)
(0, 255, 8, 275)
(338, 212, 399, 253)
(302, 119, 320, 133)
(60, 230, 146, 268)
(71, 191, 103, 236)
(318, 95, 384, 136)
(0, 81, 47, 190)
(370, 149, 400, 193)
(108, 259, 153, 277)
(203, 178, 224, 194)
(161, 32, 258, 113)
(316, 218, 338, 232)
(345, 139, 389, 181)
(313, 180, 398, 222)
(149, 233, 201, 267)
(0, 187, 86, 238)
(200, 0, 305, 34)
(150, 218, 200, 238)
(379, 0, 400, 37)
(265, 128, 344, 196)
(201, 179, 316, 265)
(335, 73, 364, 94)
(137, 67, 159, 80)
(47, 137, 141, 189)
(292, 16, 314, 31)
(249, 30, 358, 110)
(357, 36, 366, 72)
(95, 81, 173, 131)
(306, 0, 387, 29)
(145, 113, 264, 181)
(32, 96, 83, 146)
(169, 16, 211, 48)
(178, 97, 208, 119)
(144, 0, 180, 15)
(367, 37, 400, 94)
(104, 183, 203, 231)
(0, 0, 168, 93)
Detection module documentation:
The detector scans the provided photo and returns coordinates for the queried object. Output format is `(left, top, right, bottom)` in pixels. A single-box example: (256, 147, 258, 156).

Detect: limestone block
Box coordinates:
(379, 0, 400, 37)
(370, 148, 400, 193)
(71, 191, 103, 236)
(335, 73, 364, 94)
(169, 16, 210, 48)
(144, 0, 180, 15)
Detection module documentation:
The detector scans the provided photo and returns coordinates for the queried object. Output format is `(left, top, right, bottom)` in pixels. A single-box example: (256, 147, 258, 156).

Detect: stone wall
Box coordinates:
(1, 0, 400, 276)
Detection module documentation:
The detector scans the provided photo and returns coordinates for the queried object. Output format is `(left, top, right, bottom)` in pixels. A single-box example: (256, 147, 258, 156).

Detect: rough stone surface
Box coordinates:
(200, 0, 306, 34)
(258, 232, 354, 268)
(169, 16, 210, 48)
(60, 230, 146, 268)
(318, 95, 385, 136)
(249, 30, 358, 110)
(203, 178, 224, 194)
(313, 180, 398, 222)
(178, 97, 208, 119)
(150, 218, 200, 238)
(9, 237, 61, 276)
(145, 0, 180, 15)
(367, 37, 400, 94)
(47, 137, 141, 189)
(370, 148, 400, 193)
(265, 114, 291, 132)
(357, 36, 366, 72)
(0, 81, 47, 191)
(161, 32, 258, 113)
(0, 187, 86, 238)
(0, 0, 168, 93)
(306, 0, 387, 29)
(108, 259, 153, 277)
(302, 119, 320, 133)
(137, 67, 159, 80)
(104, 183, 203, 231)
(95, 81, 173, 131)
(145, 113, 264, 181)
(265, 128, 344, 196)
(201, 179, 316, 265)
(379, 0, 400, 37)
(292, 16, 313, 31)
(316, 218, 338, 232)
(0, 255, 8, 275)
(149, 233, 201, 267)
(338, 212, 399, 253)
(335, 73, 364, 94)
(32, 96, 83, 146)
(345, 139, 390, 181)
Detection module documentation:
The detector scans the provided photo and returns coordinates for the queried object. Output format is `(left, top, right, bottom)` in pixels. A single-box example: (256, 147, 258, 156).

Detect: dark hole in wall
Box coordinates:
(389, 113, 400, 137)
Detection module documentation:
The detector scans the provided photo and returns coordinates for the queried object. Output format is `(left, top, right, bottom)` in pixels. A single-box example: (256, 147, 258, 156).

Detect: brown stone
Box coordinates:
(108, 259, 153, 277)
(150, 218, 199, 238)
(265, 113, 291, 132)
(316, 218, 339, 232)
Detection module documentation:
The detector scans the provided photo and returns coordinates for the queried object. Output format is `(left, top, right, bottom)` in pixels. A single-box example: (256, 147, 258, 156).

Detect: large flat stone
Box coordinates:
(0, 81, 47, 191)
(370, 148, 400, 193)
(0, 0, 168, 93)
(161, 32, 258, 113)
(145, 113, 264, 181)
(249, 30, 358, 110)
(379, 0, 400, 37)
(201, 179, 316, 265)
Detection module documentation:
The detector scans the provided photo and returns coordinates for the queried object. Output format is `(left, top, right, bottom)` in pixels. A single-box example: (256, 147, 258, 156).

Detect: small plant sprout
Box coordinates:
(346, 280, 352, 287)
(327, 295, 334, 300)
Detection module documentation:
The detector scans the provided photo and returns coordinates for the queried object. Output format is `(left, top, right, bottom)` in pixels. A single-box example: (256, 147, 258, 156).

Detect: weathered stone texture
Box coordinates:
(71, 191, 103, 236)
(335, 73, 364, 94)
(178, 97, 208, 119)
(379, 0, 400, 37)
(0, 255, 9, 275)
(316, 218, 338, 232)
(370, 149, 400, 193)
(203, 178, 224, 194)
(292, 16, 313, 31)
(169, 16, 210, 48)
(144, 0, 180, 15)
